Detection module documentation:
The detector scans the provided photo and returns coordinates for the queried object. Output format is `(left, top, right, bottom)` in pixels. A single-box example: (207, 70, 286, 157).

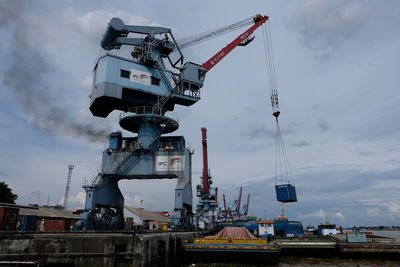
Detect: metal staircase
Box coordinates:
(138, 37, 177, 114)
(153, 61, 175, 114)
(138, 38, 161, 64)
(111, 134, 161, 176)
(113, 150, 140, 175)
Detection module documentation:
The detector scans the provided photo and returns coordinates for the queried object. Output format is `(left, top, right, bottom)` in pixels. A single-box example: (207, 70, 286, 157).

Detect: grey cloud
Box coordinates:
(243, 123, 293, 140)
(353, 148, 374, 157)
(243, 124, 276, 139)
(385, 159, 400, 164)
(0, 1, 109, 143)
(287, 0, 369, 57)
(0, 1, 23, 24)
(292, 141, 310, 147)
(350, 110, 400, 141)
(317, 120, 329, 132)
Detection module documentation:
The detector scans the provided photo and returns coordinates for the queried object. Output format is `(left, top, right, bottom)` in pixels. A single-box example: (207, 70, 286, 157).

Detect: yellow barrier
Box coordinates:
(185, 244, 280, 251)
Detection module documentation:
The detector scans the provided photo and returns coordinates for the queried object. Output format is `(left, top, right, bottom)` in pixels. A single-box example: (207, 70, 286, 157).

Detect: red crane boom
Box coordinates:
(201, 127, 210, 194)
(202, 14, 269, 71)
(245, 194, 250, 216)
(236, 186, 243, 213)
(223, 194, 227, 218)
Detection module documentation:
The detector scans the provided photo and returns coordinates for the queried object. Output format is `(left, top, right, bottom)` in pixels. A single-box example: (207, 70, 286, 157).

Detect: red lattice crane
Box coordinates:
(202, 14, 269, 71)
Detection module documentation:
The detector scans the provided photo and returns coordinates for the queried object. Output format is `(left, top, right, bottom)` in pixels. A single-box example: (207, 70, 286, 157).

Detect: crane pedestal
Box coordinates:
(76, 109, 193, 230)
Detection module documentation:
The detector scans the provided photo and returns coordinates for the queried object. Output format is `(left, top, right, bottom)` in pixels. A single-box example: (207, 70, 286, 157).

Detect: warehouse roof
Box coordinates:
(0, 203, 79, 219)
(19, 207, 79, 219)
(125, 206, 171, 223)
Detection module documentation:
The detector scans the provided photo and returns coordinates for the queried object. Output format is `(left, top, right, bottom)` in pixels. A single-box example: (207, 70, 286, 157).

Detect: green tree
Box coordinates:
(0, 181, 18, 204)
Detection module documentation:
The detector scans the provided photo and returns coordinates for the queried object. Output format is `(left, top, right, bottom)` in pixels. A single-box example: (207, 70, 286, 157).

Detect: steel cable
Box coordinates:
(262, 22, 296, 187)
(175, 17, 253, 50)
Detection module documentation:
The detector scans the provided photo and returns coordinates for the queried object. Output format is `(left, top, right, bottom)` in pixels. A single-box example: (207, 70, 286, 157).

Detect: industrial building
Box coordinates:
(124, 206, 171, 230)
(0, 203, 79, 231)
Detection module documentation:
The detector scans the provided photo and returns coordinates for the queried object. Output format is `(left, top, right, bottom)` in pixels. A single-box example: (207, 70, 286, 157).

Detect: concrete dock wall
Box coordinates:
(0, 231, 195, 267)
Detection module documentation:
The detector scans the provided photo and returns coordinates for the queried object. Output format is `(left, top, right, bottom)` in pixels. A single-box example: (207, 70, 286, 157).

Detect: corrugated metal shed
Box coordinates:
(124, 206, 171, 223)
(19, 207, 79, 219)
(0, 203, 79, 219)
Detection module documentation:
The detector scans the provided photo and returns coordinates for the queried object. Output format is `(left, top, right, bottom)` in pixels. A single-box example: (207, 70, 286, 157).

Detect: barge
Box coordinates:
(183, 227, 280, 264)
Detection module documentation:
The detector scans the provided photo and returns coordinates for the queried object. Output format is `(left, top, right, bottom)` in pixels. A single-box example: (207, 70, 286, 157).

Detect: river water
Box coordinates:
(371, 230, 400, 243)
(279, 257, 399, 267)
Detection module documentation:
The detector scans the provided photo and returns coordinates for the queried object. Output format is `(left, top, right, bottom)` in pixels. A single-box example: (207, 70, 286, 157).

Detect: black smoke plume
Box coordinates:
(0, 1, 109, 143)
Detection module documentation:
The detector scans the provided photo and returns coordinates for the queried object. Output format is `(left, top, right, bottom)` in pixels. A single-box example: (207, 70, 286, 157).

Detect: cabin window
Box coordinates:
(151, 77, 160, 86)
(120, 69, 130, 79)
(190, 83, 199, 90)
(109, 138, 119, 150)
(198, 69, 206, 81)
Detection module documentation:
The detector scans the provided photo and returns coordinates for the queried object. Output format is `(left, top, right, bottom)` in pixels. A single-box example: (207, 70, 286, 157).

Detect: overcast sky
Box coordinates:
(1, 0, 399, 227)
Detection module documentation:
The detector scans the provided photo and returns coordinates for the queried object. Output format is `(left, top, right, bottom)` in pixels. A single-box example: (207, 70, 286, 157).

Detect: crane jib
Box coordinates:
(202, 15, 269, 71)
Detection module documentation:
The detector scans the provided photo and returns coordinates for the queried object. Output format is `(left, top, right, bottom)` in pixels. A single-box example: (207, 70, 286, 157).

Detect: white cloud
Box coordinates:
(365, 208, 381, 218)
(287, 0, 370, 55)
(71, 192, 86, 206)
(124, 194, 146, 208)
(298, 209, 345, 222)
(299, 209, 326, 219)
(62, 9, 165, 42)
(80, 75, 92, 91)
(383, 201, 400, 220)
(330, 212, 345, 221)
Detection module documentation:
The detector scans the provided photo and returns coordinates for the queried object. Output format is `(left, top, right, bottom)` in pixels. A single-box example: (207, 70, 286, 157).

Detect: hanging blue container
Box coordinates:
(275, 184, 297, 203)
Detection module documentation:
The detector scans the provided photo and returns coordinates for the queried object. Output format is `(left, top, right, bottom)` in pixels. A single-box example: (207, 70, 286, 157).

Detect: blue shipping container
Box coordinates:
(275, 184, 297, 203)
(16, 215, 37, 231)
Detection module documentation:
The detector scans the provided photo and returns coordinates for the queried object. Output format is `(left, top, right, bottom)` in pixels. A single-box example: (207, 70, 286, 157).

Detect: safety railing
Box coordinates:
(119, 106, 179, 122)
(159, 141, 186, 151)
(173, 86, 201, 99)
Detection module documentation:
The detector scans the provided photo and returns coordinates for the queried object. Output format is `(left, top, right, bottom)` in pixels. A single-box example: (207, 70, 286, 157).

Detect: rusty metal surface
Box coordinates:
(0, 231, 196, 266)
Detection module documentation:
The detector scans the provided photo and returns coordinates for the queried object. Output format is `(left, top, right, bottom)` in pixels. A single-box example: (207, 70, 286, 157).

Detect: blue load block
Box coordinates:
(275, 184, 297, 203)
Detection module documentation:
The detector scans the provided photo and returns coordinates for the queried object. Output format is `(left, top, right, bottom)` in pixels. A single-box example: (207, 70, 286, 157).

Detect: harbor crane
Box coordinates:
(195, 128, 219, 229)
(76, 14, 269, 230)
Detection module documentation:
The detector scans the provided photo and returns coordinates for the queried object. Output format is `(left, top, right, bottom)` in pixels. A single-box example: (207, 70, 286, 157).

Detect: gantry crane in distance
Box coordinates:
(221, 187, 251, 222)
(76, 14, 269, 230)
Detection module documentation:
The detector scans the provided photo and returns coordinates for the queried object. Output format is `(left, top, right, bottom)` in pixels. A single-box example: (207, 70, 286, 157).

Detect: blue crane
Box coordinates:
(75, 15, 269, 230)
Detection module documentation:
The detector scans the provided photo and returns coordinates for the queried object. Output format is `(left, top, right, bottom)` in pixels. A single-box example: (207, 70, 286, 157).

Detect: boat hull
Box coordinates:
(184, 243, 281, 264)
